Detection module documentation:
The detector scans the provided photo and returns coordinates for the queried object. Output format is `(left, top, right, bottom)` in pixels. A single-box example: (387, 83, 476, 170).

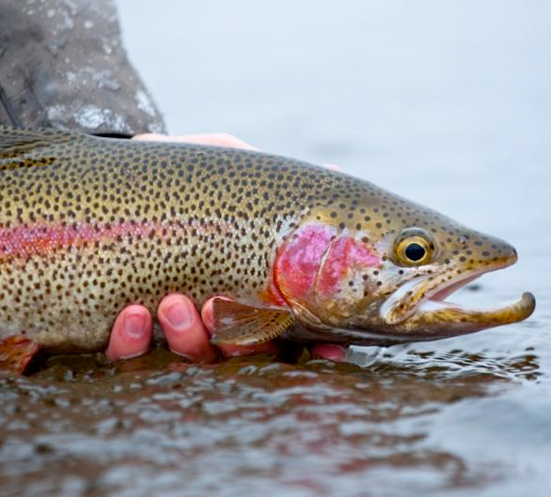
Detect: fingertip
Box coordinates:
(201, 296, 232, 335)
(105, 305, 153, 361)
(158, 294, 218, 363)
(310, 344, 347, 362)
(158, 293, 196, 321)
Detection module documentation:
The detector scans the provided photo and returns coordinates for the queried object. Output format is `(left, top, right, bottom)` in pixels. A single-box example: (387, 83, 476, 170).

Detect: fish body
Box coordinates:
(0, 126, 535, 363)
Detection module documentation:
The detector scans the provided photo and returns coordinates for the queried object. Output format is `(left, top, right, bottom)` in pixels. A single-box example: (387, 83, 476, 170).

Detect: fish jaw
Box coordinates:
(400, 291, 536, 340)
(378, 249, 536, 340)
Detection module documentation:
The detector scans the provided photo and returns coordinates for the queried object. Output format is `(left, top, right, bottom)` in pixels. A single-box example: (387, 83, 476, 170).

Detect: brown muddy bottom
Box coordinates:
(0, 332, 546, 497)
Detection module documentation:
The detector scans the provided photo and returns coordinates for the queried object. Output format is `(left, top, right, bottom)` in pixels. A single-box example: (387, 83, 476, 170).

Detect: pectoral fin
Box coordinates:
(211, 299, 295, 346)
(0, 336, 39, 374)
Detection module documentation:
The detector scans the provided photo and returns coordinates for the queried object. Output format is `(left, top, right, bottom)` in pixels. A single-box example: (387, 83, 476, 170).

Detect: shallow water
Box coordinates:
(1, 1, 550, 496)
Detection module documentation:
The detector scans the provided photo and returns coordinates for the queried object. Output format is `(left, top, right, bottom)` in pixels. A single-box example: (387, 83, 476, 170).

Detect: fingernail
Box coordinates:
(165, 298, 193, 330)
(124, 312, 148, 339)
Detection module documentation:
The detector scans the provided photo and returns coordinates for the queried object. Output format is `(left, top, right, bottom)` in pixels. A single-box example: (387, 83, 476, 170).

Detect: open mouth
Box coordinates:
(380, 264, 536, 337)
(416, 272, 484, 313)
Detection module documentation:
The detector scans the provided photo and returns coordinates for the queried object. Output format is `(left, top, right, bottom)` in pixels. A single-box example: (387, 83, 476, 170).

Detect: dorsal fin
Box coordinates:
(0, 125, 76, 160)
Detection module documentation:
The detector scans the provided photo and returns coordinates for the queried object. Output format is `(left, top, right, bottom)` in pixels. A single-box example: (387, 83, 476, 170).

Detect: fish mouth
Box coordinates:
(380, 261, 536, 340)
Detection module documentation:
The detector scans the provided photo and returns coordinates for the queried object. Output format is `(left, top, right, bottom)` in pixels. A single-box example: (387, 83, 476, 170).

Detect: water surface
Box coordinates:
(1, 1, 550, 496)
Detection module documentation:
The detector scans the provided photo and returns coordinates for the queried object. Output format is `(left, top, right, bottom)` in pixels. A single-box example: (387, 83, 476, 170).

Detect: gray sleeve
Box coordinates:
(0, 0, 166, 136)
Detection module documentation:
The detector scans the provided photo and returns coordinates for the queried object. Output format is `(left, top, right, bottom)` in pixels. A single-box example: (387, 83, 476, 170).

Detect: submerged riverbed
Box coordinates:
(1, 1, 550, 496)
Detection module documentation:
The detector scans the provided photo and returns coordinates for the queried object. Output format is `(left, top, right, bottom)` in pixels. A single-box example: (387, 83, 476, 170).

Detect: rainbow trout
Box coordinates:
(0, 126, 535, 371)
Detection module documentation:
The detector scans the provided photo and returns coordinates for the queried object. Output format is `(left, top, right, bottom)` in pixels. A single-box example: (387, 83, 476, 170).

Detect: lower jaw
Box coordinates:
(404, 291, 536, 339)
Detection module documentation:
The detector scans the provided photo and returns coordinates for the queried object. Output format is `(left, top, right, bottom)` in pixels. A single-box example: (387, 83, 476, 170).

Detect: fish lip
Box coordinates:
(380, 256, 523, 326)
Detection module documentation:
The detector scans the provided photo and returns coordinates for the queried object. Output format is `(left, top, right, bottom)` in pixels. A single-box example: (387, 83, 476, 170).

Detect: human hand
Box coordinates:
(106, 294, 347, 363)
(105, 133, 348, 363)
(132, 132, 258, 150)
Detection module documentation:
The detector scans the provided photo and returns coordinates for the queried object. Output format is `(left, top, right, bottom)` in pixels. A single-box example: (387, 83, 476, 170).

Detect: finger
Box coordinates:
(132, 133, 166, 141)
(133, 133, 258, 150)
(201, 297, 279, 358)
(157, 294, 218, 363)
(309, 344, 348, 362)
(105, 305, 153, 361)
(322, 163, 342, 172)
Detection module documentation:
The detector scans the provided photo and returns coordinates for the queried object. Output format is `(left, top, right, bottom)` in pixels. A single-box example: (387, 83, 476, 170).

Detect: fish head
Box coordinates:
(273, 181, 535, 344)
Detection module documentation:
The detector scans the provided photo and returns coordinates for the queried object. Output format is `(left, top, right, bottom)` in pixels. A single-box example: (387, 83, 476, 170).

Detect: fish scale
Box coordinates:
(0, 126, 534, 365)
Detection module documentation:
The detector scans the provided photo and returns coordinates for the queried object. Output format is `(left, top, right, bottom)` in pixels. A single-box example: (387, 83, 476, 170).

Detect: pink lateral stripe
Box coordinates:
(0, 220, 231, 260)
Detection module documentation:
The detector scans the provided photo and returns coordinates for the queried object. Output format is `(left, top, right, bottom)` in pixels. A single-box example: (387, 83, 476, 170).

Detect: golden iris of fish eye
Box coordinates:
(394, 231, 434, 266)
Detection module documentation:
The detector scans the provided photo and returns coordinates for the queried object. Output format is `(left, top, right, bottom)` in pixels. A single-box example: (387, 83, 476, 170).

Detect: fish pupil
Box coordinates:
(405, 243, 425, 262)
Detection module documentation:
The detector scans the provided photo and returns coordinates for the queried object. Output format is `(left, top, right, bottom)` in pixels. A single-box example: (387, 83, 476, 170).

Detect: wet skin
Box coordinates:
(0, 127, 532, 371)
(105, 133, 346, 364)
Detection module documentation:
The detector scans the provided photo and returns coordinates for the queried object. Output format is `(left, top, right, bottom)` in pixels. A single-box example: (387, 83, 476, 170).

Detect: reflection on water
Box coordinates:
(1, 1, 550, 496)
(0, 345, 545, 497)
(0, 349, 543, 497)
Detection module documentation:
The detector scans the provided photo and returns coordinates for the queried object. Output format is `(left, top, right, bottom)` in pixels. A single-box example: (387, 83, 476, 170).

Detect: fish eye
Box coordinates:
(405, 242, 426, 262)
(394, 229, 434, 266)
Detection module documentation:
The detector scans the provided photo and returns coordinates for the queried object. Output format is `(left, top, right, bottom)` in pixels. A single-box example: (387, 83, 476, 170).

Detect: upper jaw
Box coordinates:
(379, 268, 488, 325)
